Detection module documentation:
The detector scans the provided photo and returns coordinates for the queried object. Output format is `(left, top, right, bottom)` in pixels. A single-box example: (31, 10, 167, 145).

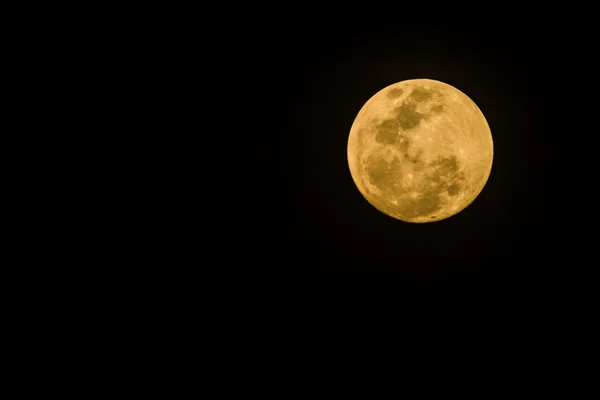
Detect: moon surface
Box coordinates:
(347, 79, 493, 223)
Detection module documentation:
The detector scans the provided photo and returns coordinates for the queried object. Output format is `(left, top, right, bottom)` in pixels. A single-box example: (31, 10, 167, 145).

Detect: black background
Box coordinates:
(241, 15, 578, 304)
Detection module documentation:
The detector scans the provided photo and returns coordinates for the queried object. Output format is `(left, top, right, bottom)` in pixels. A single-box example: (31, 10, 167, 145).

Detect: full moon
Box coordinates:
(347, 79, 493, 223)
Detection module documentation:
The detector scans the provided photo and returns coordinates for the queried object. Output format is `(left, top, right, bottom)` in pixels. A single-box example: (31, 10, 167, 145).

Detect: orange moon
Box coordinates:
(347, 79, 494, 223)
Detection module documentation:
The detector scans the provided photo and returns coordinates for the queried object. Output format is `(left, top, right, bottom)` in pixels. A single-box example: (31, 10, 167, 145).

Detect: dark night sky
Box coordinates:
(241, 17, 578, 304)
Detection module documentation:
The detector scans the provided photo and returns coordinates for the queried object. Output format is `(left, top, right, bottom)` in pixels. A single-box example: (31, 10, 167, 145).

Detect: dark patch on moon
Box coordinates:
(374, 119, 398, 145)
(409, 86, 436, 102)
(387, 88, 404, 99)
(393, 102, 424, 130)
(447, 183, 460, 196)
(431, 104, 444, 113)
(423, 155, 466, 201)
(366, 153, 404, 196)
(402, 196, 441, 218)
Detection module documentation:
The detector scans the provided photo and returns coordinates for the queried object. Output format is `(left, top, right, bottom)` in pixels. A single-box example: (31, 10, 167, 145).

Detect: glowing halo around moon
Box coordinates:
(347, 78, 494, 223)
